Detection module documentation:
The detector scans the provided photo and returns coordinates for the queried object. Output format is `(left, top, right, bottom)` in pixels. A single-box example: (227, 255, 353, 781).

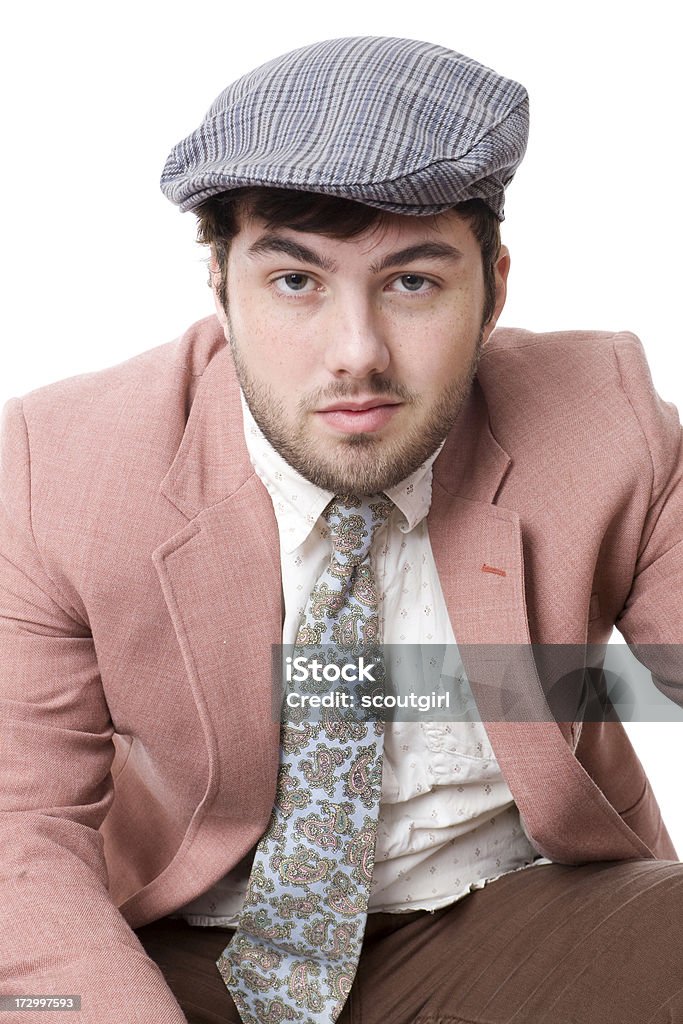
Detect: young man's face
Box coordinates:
(213, 206, 509, 494)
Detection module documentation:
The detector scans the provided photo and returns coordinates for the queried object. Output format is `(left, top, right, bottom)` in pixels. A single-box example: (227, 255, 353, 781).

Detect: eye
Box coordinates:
(273, 273, 316, 293)
(390, 274, 433, 293)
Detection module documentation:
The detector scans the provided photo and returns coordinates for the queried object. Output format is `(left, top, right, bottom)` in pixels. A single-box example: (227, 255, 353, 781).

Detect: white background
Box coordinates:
(2, 2, 682, 849)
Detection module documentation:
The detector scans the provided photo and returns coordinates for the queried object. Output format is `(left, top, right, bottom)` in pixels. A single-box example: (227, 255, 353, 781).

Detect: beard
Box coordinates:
(228, 319, 483, 495)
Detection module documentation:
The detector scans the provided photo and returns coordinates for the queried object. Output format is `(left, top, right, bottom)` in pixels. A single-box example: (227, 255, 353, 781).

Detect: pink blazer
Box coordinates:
(1, 316, 682, 1022)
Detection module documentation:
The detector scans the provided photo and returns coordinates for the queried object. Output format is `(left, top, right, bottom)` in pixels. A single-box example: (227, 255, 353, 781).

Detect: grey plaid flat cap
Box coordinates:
(160, 36, 529, 220)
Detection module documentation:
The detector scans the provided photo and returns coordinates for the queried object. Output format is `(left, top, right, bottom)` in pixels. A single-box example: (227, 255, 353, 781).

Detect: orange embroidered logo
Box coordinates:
(481, 563, 507, 577)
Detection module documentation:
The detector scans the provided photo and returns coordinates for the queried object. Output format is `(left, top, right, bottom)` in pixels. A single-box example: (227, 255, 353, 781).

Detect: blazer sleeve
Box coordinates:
(0, 399, 188, 1024)
(612, 333, 683, 697)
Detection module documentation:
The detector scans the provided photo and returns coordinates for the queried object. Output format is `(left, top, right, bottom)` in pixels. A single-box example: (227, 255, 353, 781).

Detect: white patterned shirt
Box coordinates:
(173, 394, 548, 926)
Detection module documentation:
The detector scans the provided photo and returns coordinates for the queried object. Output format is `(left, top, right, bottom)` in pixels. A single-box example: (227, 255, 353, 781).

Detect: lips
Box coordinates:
(320, 398, 397, 411)
(315, 398, 402, 434)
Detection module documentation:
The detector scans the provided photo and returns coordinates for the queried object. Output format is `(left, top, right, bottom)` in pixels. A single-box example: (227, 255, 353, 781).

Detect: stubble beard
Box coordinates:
(229, 322, 483, 495)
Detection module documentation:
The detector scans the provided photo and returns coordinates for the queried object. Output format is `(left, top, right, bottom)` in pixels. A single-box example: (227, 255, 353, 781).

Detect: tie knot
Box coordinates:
(323, 493, 393, 561)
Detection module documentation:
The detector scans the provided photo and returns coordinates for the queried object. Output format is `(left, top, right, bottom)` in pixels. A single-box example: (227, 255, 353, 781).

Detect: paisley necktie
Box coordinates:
(218, 493, 393, 1024)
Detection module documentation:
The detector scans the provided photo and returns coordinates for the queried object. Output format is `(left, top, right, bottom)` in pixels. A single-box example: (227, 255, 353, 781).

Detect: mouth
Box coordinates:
(315, 398, 403, 434)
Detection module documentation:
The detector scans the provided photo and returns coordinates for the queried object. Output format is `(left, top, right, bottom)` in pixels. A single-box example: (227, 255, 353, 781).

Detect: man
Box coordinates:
(1, 34, 683, 1024)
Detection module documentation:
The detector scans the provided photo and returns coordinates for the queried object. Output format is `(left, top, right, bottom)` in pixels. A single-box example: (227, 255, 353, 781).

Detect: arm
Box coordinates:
(0, 399, 187, 1023)
(613, 332, 683, 692)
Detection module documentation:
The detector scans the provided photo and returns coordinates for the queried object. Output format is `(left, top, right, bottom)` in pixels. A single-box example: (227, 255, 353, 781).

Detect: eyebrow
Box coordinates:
(370, 242, 464, 273)
(247, 235, 337, 272)
(247, 235, 463, 274)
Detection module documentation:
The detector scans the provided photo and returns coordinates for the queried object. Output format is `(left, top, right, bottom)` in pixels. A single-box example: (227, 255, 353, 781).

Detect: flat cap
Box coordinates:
(160, 36, 529, 220)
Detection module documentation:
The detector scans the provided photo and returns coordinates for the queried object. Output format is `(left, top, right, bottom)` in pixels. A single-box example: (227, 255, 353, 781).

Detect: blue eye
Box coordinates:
(396, 274, 428, 292)
(277, 273, 312, 292)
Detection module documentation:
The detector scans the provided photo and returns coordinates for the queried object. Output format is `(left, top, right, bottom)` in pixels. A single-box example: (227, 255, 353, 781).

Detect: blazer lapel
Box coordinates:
(153, 481, 282, 823)
(154, 341, 282, 840)
(429, 381, 654, 862)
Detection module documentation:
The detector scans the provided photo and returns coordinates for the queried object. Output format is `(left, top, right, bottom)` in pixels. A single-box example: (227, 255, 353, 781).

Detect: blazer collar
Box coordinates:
(160, 341, 255, 519)
(433, 376, 512, 504)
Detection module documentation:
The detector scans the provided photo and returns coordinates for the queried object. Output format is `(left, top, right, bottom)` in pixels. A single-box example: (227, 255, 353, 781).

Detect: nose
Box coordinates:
(322, 295, 391, 379)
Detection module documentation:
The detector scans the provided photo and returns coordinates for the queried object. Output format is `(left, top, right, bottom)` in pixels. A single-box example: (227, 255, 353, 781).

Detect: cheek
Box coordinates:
(228, 282, 306, 368)
(423, 345, 474, 392)
(389, 309, 479, 387)
(233, 319, 312, 399)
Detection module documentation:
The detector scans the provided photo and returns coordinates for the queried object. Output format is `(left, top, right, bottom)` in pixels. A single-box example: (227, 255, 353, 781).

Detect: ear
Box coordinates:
(482, 244, 510, 342)
(208, 250, 230, 333)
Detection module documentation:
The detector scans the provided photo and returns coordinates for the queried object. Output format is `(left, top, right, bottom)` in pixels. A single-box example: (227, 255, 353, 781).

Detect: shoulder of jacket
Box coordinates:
(483, 325, 627, 358)
(479, 326, 649, 400)
(479, 327, 680, 497)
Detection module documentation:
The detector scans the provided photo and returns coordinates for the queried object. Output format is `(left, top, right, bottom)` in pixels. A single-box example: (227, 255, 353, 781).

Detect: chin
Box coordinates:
(299, 445, 424, 495)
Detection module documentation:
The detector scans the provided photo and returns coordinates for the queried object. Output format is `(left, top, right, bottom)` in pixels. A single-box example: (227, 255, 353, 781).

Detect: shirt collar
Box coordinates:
(240, 391, 442, 552)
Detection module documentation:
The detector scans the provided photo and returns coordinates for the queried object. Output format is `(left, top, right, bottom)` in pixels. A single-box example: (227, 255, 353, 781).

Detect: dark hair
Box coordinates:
(196, 187, 501, 324)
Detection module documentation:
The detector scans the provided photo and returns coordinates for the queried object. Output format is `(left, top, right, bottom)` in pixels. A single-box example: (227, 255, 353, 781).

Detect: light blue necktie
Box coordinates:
(218, 494, 393, 1024)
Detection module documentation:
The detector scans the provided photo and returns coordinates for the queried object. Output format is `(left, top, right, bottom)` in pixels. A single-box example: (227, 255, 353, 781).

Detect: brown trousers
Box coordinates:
(135, 860, 683, 1024)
